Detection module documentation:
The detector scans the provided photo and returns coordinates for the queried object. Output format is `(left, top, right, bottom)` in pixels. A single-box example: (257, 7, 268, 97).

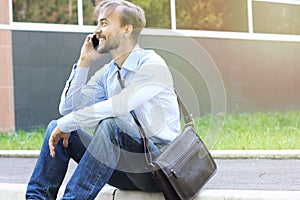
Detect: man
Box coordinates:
(26, 0, 180, 199)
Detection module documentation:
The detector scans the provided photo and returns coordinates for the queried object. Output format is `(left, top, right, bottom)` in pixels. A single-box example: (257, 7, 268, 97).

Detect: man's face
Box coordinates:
(94, 7, 126, 54)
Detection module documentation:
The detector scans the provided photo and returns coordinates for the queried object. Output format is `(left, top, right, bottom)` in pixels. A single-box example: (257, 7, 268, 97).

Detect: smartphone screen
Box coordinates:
(92, 35, 99, 49)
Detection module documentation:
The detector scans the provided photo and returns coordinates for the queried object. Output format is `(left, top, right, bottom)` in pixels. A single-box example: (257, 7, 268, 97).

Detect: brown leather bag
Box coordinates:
(150, 124, 217, 200)
(132, 95, 216, 200)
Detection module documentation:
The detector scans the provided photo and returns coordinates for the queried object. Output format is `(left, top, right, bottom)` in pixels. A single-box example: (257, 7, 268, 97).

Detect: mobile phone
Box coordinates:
(91, 35, 99, 49)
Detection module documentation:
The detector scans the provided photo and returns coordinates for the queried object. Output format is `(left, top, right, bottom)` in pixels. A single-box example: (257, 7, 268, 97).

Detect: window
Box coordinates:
(176, 0, 248, 32)
(128, 0, 171, 28)
(13, 0, 78, 24)
(83, 0, 172, 28)
(253, 1, 300, 35)
(83, 0, 96, 25)
(9, 0, 300, 40)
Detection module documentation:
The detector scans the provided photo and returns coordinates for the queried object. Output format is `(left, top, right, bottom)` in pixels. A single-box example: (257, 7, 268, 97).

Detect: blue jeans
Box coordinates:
(26, 118, 161, 200)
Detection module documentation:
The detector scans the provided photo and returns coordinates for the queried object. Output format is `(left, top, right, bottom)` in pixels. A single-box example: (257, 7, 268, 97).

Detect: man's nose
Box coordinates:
(94, 26, 102, 34)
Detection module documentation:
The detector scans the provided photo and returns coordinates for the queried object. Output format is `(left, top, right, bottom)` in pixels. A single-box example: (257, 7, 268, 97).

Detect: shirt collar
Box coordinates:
(117, 45, 142, 72)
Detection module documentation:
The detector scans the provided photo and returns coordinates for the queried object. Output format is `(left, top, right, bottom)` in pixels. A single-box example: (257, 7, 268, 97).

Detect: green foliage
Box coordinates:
(85, 0, 172, 27)
(13, 0, 79, 24)
(83, 0, 97, 25)
(128, 0, 171, 28)
(12, 0, 231, 30)
(176, 0, 225, 30)
(11, 0, 300, 34)
(176, 0, 248, 32)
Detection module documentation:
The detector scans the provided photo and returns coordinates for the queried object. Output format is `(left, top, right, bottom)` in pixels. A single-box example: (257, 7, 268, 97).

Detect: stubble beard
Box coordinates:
(96, 35, 121, 54)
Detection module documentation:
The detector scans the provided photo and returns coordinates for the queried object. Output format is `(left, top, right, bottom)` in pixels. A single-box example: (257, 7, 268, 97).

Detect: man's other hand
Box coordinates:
(49, 127, 70, 158)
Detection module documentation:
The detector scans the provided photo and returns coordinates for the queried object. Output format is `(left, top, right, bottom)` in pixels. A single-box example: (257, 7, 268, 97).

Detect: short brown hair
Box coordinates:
(95, 0, 146, 42)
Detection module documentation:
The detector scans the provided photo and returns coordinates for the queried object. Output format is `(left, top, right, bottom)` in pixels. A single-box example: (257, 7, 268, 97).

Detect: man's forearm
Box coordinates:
(59, 66, 90, 115)
(57, 98, 113, 133)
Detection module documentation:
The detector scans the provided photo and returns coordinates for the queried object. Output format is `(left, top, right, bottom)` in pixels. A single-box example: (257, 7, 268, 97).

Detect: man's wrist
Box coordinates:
(72, 66, 89, 85)
(77, 57, 91, 68)
(57, 113, 75, 133)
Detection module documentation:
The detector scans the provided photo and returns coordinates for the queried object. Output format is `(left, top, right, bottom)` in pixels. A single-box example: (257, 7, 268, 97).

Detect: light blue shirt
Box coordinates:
(57, 46, 180, 145)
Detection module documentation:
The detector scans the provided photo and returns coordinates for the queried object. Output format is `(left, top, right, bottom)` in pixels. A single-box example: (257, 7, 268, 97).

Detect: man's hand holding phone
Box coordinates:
(77, 34, 101, 68)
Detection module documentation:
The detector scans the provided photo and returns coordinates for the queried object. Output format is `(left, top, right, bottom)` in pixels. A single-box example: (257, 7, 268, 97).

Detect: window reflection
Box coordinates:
(83, 0, 96, 25)
(83, 0, 172, 28)
(176, 0, 248, 32)
(253, 2, 300, 35)
(128, 0, 171, 28)
(11, 0, 300, 36)
(13, 0, 78, 24)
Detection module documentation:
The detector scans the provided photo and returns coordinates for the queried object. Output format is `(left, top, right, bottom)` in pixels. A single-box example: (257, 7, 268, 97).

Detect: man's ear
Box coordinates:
(124, 25, 133, 36)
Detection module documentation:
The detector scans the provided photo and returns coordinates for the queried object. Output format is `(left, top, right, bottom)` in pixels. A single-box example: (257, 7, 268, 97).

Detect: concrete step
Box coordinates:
(1, 183, 300, 200)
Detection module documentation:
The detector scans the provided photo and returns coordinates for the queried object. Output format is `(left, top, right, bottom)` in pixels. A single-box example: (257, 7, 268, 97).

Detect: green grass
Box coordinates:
(1, 112, 300, 150)
(197, 112, 300, 150)
(0, 128, 45, 150)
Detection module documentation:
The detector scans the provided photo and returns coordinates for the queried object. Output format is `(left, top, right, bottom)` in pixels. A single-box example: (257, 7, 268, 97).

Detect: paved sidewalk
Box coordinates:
(1, 157, 300, 191)
(0, 150, 300, 199)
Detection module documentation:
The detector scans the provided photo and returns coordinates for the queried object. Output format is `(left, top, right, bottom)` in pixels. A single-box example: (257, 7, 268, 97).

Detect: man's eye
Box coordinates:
(101, 21, 108, 26)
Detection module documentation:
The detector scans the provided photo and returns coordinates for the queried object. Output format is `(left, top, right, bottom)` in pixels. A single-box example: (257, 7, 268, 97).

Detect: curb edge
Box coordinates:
(1, 150, 300, 159)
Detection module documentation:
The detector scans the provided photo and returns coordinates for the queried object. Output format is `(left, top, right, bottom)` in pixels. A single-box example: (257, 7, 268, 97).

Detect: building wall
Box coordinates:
(198, 38, 300, 112)
(0, 0, 15, 132)
(11, 30, 300, 130)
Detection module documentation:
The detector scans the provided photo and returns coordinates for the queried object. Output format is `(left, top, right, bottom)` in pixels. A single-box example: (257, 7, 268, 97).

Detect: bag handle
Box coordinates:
(117, 71, 193, 164)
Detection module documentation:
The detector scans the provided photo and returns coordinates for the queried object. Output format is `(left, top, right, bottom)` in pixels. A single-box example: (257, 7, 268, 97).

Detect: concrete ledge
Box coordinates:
(1, 183, 300, 200)
(0, 183, 117, 200)
(1, 150, 300, 159)
(0, 150, 40, 158)
(115, 189, 300, 200)
(0, 183, 25, 200)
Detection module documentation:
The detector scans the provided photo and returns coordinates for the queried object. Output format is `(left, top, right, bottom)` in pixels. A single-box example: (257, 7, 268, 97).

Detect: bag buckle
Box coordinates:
(170, 169, 179, 178)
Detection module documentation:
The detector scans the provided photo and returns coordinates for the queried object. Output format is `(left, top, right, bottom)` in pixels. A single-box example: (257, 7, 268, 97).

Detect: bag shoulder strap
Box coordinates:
(117, 70, 193, 164)
(174, 90, 194, 125)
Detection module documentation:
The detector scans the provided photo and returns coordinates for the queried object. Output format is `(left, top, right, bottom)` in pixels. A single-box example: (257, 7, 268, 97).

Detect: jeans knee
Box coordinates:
(95, 118, 118, 142)
(48, 120, 57, 128)
(98, 118, 115, 128)
(97, 118, 117, 132)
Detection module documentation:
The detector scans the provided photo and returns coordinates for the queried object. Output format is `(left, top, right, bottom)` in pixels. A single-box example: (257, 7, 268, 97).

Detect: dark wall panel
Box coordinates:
(12, 30, 300, 130)
(12, 31, 112, 130)
(12, 31, 86, 130)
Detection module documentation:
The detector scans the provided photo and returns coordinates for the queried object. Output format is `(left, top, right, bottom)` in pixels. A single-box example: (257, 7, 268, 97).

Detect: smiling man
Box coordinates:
(26, 0, 180, 199)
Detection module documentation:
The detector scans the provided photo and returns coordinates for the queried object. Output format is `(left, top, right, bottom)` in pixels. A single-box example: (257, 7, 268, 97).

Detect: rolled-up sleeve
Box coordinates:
(59, 65, 89, 115)
(57, 98, 113, 132)
(59, 65, 107, 116)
